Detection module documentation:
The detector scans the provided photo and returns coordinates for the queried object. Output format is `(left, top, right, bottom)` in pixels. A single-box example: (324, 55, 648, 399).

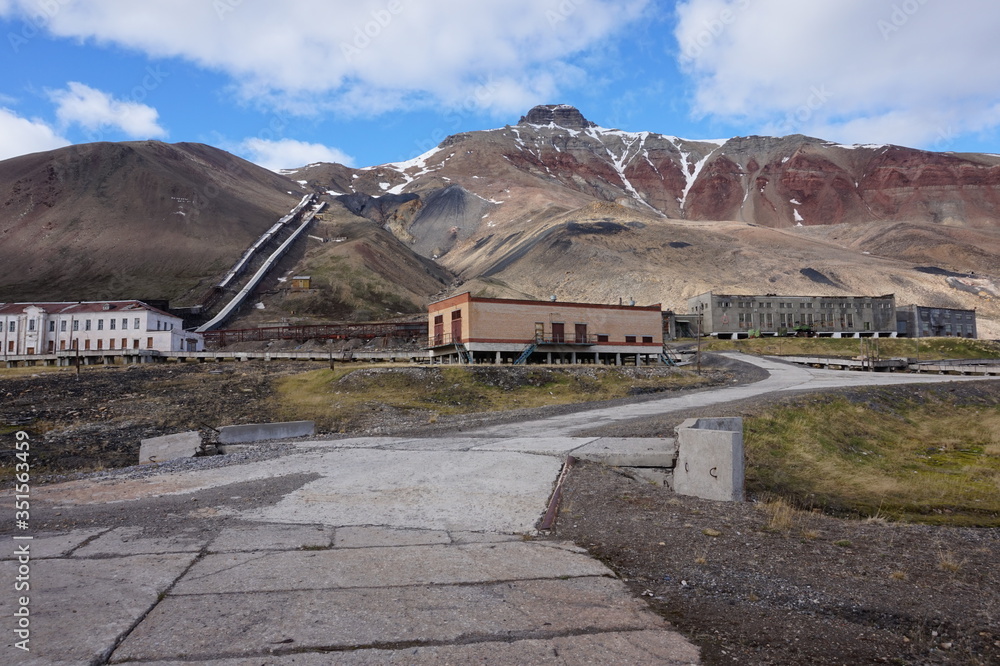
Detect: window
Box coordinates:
(804, 313, 814, 326)
(597, 334, 609, 342)
(122, 318, 128, 330)
(110, 319, 116, 330)
(763, 313, 773, 328)
(49, 321, 55, 332)
(134, 317, 140, 329)
(28, 320, 35, 331)
(157, 321, 161, 330)
(846, 313, 855, 328)
(7, 341, 13, 352)
(73, 320, 79, 331)
(739, 313, 750, 327)
(7, 321, 14, 332)
(84, 339, 90, 350)
(147, 337, 154, 349)
(98, 319, 104, 330)
(625, 335, 636, 343)
(109, 339, 115, 350)
(97, 339, 103, 350)
(133, 339, 140, 349)
(642, 335, 653, 344)
(85, 319, 91, 331)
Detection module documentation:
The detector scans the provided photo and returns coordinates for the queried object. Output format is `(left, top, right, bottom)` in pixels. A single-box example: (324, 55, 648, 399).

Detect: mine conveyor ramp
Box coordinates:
(196, 195, 323, 333)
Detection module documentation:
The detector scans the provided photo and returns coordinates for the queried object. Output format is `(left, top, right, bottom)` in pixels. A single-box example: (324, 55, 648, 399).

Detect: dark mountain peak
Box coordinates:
(518, 104, 596, 129)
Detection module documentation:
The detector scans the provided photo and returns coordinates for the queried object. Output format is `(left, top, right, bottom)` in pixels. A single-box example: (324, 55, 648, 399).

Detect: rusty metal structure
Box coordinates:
(202, 321, 425, 347)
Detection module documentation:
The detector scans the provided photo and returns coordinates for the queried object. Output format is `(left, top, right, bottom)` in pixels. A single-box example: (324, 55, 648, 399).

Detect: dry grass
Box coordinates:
(275, 364, 706, 432)
(937, 551, 963, 573)
(704, 336, 1000, 361)
(757, 496, 799, 532)
(745, 389, 1000, 527)
(889, 570, 908, 581)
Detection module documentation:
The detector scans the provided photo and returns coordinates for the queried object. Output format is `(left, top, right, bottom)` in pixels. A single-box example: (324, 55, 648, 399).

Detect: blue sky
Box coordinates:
(2, 0, 999, 171)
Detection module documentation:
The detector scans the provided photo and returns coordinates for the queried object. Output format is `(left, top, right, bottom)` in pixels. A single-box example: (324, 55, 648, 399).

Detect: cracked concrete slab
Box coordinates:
(334, 526, 450, 548)
(74, 526, 207, 556)
(573, 437, 678, 467)
(209, 524, 334, 552)
(0, 553, 196, 665)
(469, 436, 597, 455)
(129, 630, 699, 664)
(112, 577, 663, 663)
(171, 541, 610, 595)
(0, 528, 106, 560)
(243, 448, 563, 532)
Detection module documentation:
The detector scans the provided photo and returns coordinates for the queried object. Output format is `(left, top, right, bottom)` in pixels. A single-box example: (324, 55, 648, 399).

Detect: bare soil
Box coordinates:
(3, 355, 998, 665)
(552, 461, 999, 665)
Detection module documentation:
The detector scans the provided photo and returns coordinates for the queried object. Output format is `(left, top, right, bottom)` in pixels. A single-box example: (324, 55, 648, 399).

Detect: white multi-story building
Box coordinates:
(0, 300, 203, 355)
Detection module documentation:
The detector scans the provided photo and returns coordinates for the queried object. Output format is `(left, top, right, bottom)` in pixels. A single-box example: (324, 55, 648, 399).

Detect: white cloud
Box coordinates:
(674, 0, 1000, 147)
(0, 0, 648, 116)
(48, 82, 166, 139)
(0, 108, 69, 161)
(241, 138, 355, 172)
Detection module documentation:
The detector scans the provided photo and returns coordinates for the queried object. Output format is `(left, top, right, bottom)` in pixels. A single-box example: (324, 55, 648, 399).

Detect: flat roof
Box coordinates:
(0, 300, 177, 319)
(429, 292, 661, 312)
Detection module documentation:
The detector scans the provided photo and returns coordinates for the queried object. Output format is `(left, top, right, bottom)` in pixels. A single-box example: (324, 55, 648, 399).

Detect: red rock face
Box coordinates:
(685, 156, 745, 220)
(859, 147, 1000, 224)
(331, 106, 1000, 230)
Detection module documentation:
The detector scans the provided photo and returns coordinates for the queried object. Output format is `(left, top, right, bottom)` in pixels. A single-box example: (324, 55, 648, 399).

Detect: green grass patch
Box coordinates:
(702, 336, 1000, 360)
(275, 364, 706, 432)
(745, 389, 1000, 526)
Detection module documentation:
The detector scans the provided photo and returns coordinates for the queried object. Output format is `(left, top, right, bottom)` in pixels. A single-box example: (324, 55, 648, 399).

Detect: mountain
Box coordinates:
(0, 141, 306, 303)
(2, 107, 998, 336)
(284, 105, 1000, 335)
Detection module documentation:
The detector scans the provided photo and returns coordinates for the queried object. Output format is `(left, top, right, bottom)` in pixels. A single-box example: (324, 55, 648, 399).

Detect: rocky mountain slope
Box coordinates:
(285, 105, 1000, 335)
(0, 141, 305, 303)
(1, 106, 997, 335)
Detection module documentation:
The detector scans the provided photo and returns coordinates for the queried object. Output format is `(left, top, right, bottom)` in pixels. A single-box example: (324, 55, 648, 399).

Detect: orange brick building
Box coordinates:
(427, 292, 664, 365)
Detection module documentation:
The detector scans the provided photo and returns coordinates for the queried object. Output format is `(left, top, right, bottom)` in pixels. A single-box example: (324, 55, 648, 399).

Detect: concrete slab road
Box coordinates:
(2, 435, 700, 665)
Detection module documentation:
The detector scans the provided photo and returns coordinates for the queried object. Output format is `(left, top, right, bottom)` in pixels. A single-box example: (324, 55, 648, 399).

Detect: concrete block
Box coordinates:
(673, 417, 744, 502)
(572, 437, 677, 467)
(217, 420, 315, 444)
(139, 431, 202, 464)
(621, 467, 673, 488)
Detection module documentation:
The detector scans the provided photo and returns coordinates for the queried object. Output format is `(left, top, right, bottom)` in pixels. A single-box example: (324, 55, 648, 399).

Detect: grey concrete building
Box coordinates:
(896, 305, 977, 338)
(687, 292, 897, 339)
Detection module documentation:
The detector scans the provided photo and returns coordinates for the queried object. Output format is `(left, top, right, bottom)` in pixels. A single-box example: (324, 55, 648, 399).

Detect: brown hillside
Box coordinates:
(0, 141, 303, 304)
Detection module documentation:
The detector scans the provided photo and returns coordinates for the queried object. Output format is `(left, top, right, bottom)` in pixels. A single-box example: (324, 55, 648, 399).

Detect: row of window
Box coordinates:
(737, 312, 861, 329)
(718, 300, 889, 310)
(918, 311, 974, 321)
(4, 318, 176, 333)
